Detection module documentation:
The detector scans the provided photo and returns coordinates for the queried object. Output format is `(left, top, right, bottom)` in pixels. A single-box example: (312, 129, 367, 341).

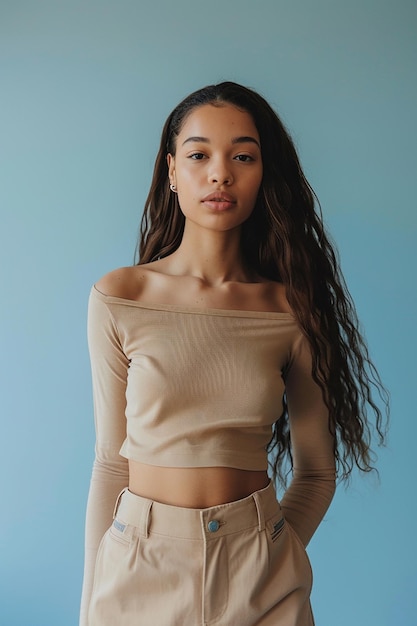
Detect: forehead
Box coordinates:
(178, 103, 259, 141)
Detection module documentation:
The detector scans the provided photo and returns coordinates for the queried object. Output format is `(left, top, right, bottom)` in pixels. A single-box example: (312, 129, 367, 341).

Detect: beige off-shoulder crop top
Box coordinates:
(89, 285, 316, 471)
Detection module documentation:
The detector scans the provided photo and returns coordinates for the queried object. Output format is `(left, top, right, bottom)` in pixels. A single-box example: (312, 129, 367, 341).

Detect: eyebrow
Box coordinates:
(182, 135, 260, 148)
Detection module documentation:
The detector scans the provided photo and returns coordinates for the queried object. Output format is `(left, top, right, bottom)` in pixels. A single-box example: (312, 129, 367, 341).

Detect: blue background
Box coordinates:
(1, 1, 416, 624)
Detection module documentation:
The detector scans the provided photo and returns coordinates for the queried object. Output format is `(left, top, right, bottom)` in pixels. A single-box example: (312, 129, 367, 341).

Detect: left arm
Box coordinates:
(281, 332, 336, 546)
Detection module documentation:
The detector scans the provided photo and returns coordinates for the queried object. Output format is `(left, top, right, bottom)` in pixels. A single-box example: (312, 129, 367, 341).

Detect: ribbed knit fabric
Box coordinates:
(89, 285, 305, 471)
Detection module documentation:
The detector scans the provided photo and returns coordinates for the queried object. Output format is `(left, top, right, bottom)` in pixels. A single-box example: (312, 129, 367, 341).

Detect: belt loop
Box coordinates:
(113, 487, 128, 519)
(139, 500, 153, 539)
(252, 491, 265, 532)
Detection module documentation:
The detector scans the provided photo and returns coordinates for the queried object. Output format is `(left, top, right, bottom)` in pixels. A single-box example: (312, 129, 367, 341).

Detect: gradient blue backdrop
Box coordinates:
(1, 1, 416, 624)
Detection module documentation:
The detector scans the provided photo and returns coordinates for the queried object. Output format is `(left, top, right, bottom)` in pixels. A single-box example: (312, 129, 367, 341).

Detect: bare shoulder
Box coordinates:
(95, 265, 152, 300)
(265, 280, 294, 314)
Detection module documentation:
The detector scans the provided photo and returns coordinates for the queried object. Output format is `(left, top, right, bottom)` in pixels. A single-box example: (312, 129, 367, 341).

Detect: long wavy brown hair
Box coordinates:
(136, 81, 389, 485)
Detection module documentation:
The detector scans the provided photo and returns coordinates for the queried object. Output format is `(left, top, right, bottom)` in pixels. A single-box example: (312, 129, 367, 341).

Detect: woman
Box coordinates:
(80, 82, 388, 625)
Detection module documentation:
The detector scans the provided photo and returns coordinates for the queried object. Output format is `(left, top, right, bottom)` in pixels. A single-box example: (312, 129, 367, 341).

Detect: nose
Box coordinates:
(208, 159, 233, 185)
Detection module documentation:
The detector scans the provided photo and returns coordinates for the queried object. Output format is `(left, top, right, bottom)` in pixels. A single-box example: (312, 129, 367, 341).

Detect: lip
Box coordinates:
(201, 191, 236, 203)
(201, 191, 237, 212)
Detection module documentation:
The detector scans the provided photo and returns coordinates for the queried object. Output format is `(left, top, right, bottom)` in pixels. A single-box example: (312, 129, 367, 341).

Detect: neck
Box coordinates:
(168, 222, 254, 287)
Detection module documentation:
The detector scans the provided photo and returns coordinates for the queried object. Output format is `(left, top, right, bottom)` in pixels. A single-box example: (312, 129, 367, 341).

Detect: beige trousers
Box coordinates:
(88, 482, 314, 626)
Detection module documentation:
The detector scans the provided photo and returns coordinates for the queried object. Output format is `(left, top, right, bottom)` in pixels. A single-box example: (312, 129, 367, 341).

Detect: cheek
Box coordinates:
(176, 187, 199, 214)
(248, 172, 263, 201)
(176, 169, 201, 198)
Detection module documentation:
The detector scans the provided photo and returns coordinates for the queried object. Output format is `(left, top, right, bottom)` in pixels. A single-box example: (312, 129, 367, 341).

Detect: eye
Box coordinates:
(188, 152, 206, 160)
(234, 154, 254, 162)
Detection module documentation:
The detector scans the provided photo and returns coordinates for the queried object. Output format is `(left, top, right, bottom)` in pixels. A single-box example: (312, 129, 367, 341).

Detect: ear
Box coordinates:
(167, 153, 176, 185)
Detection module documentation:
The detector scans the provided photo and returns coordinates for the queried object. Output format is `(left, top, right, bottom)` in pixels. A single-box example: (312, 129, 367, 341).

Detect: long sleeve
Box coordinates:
(79, 289, 130, 626)
(281, 333, 336, 547)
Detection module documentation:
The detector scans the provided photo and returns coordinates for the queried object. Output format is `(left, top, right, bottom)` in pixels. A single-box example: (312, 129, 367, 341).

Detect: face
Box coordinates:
(167, 103, 263, 232)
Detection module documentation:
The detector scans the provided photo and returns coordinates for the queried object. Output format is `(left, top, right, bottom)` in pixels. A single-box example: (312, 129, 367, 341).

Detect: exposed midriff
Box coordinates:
(128, 460, 270, 508)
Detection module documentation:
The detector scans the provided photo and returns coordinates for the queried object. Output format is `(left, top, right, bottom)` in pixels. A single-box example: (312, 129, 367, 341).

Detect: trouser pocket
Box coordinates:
(266, 514, 313, 595)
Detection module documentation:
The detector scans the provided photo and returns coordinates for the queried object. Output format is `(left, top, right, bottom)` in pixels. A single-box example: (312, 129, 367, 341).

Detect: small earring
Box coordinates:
(170, 183, 177, 193)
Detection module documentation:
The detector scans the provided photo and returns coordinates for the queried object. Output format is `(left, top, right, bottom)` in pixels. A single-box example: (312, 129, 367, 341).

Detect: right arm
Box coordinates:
(79, 285, 130, 626)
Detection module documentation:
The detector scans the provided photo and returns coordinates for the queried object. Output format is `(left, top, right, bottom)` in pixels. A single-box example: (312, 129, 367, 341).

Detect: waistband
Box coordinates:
(113, 481, 282, 540)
